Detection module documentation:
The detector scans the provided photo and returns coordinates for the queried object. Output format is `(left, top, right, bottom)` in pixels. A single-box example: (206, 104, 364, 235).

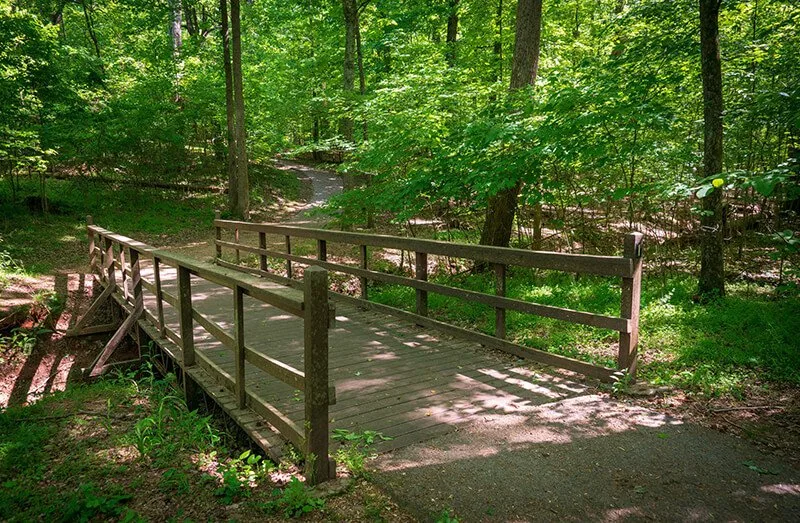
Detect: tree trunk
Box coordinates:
(494, 0, 503, 83)
(479, 0, 543, 248)
(230, 0, 249, 218)
(445, 0, 460, 67)
(356, 8, 367, 140)
(220, 0, 238, 214)
(170, 0, 183, 104)
(698, 0, 725, 297)
(340, 0, 357, 142)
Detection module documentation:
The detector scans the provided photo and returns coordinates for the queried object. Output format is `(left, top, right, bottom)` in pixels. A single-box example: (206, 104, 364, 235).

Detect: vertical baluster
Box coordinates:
(87, 216, 96, 274)
(359, 244, 368, 301)
(304, 266, 332, 485)
(619, 232, 643, 378)
(178, 266, 195, 367)
(153, 256, 166, 337)
(233, 284, 246, 408)
(494, 263, 506, 339)
(415, 252, 428, 318)
(119, 246, 130, 302)
(104, 237, 115, 289)
(285, 235, 293, 278)
(235, 228, 240, 264)
(259, 231, 268, 273)
(317, 239, 327, 262)
(214, 210, 222, 260)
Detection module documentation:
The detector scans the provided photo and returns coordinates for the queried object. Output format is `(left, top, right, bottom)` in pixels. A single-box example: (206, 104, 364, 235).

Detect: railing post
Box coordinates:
(415, 252, 428, 318)
(178, 266, 195, 367)
(359, 244, 368, 301)
(130, 248, 142, 308)
(303, 266, 333, 485)
(87, 216, 96, 274)
(119, 246, 130, 302)
(619, 232, 643, 378)
(214, 210, 222, 260)
(104, 237, 115, 289)
(153, 256, 166, 337)
(317, 239, 327, 262)
(234, 227, 241, 264)
(233, 284, 246, 408)
(494, 263, 506, 339)
(285, 235, 293, 278)
(259, 232, 268, 273)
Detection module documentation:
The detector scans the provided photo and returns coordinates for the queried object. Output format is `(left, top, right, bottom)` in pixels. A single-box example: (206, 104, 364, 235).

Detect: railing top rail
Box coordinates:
(90, 224, 305, 317)
(89, 225, 156, 254)
(215, 219, 636, 278)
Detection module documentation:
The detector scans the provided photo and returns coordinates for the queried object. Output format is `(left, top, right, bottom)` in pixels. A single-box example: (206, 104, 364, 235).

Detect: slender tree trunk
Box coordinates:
(170, 0, 182, 104)
(220, 0, 238, 214)
(480, 0, 543, 248)
(340, 0, 358, 142)
(445, 0, 460, 67)
(230, 0, 249, 218)
(698, 0, 725, 297)
(494, 0, 503, 83)
(80, 0, 102, 62)
(356, 12, 367, 140)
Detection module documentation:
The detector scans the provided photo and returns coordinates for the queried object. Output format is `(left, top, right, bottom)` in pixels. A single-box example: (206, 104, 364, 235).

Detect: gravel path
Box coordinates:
(370, 393, 800, 522)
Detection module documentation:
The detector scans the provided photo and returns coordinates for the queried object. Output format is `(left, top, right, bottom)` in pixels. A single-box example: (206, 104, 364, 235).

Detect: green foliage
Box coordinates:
(61, 483, 135, 523)
(332, 429, 392, 477)
(435, 509, 460, 523)
(262, 477, 325, 519)
(214, 450, 271, 504)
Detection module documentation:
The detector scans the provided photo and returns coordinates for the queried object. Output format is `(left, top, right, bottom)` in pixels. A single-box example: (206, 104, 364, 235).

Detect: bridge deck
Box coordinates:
(139, 265, 590, 455)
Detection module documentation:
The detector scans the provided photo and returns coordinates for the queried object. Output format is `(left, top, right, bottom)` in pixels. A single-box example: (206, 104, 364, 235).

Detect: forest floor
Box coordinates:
(1, 161, 799, 520)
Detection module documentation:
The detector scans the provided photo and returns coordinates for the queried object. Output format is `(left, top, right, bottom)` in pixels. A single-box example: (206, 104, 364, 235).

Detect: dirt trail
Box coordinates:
(273, 159, 343, 224)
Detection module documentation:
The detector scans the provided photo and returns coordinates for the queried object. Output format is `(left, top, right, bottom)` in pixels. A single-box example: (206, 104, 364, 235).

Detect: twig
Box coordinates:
(712, 405, 785, 413)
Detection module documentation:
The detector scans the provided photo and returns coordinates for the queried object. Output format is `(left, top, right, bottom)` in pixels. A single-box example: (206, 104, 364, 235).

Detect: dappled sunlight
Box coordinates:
(761, 484, 800, 496)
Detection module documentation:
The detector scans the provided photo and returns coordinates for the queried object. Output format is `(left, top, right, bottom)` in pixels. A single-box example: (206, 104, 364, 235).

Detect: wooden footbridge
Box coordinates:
(70, 216, 642, 484)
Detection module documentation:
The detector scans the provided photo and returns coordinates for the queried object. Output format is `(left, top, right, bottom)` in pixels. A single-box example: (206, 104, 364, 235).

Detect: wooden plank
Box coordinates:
(244, 348, 305, 392)
(214, 220, 634, 277)
(66, 284, 115, 336)
(161, 289, 178, 308)
(247, 391, 305, 451)
(618, 232, 643, 377)
(192, 308, 234, 349)
(156, 249, 305, 317)
(303, 266, 332, 484)
(88, 306, 142, 377)
(328, 292, 619, 382)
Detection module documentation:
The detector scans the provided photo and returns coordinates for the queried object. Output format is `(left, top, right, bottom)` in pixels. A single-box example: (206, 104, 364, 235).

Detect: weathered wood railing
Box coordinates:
(214, 216, 643, 382)
(81, 218, 335, 483)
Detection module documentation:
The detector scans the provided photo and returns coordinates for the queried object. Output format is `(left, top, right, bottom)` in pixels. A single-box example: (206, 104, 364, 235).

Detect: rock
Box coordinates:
(311, 477, 352, 498)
